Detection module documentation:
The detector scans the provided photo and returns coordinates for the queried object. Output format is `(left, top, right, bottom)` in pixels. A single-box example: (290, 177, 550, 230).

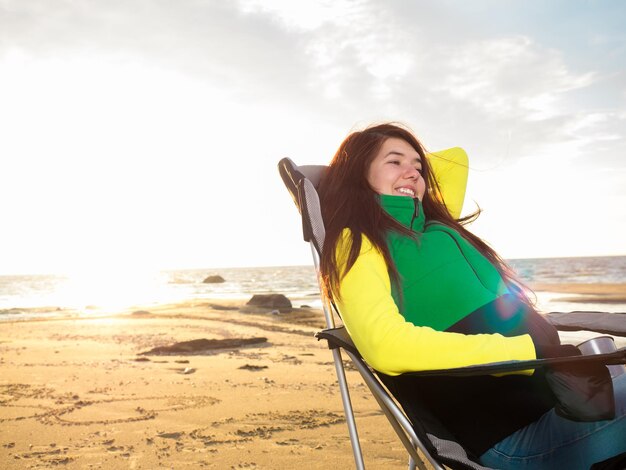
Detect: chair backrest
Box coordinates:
(278, 158, 327, 256)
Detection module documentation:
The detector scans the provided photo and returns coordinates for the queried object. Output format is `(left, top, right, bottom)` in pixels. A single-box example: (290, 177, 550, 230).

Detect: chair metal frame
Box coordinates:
(312, 244, 435, 469)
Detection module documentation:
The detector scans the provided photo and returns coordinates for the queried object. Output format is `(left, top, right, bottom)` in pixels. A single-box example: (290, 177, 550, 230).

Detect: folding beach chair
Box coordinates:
(277, 156, 626, 470)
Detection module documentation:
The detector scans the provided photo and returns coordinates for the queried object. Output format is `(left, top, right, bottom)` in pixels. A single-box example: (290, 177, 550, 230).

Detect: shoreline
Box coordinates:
(530, 283, 626, 304)
(2, 282, 626, 320)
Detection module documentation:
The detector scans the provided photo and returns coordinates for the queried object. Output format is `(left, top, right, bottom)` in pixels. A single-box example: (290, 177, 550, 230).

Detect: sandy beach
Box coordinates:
(530, 283, 626, 304)
(0, 301, 408, 469)
(1, 283, 625, 469)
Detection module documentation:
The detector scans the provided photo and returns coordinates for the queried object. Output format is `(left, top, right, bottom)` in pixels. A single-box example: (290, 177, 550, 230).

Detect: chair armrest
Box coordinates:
(316, 327, 360, 355)
(316, 327, 626, 378)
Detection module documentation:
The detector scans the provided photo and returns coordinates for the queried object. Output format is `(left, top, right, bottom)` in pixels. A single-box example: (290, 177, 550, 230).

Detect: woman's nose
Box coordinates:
(404, 166, 419, 179)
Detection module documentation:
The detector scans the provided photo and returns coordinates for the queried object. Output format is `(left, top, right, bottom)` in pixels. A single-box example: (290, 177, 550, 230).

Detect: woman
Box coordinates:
(317, 122, 626, 469)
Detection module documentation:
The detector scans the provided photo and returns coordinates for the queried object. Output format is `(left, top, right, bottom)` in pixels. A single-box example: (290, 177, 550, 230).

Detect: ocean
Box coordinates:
(1, 256, 625, 322)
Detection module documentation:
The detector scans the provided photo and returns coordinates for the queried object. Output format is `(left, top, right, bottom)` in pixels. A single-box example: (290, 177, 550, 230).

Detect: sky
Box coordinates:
(1, 0, 625, 276)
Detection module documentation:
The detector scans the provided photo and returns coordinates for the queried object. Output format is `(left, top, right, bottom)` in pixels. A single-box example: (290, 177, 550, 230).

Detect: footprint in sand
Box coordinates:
(0, 385, 220, 426)
(185, 409, 345, 449)
(12, 445, 75, 465)
(44, 395, 220, 425)
(0, 384, 63, 423)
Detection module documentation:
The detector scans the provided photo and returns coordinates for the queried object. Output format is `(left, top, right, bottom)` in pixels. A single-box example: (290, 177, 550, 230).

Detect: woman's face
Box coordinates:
(366, 137, 426, 200)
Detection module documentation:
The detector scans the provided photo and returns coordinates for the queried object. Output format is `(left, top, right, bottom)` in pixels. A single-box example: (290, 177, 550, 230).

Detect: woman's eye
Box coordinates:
(388, 160, 400, 165)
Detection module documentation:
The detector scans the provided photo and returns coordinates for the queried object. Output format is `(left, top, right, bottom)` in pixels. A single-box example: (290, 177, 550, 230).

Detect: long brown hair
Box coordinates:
(318, 122, 531, 305)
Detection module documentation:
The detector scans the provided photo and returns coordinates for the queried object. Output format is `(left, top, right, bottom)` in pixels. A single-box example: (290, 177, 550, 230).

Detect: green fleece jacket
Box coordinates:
(382, 195, 510, 331)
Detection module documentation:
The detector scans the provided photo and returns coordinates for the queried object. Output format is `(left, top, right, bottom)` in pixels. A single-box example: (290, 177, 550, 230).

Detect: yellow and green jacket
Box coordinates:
(333, 147, 539, 376)
(335, 222, 537, 376)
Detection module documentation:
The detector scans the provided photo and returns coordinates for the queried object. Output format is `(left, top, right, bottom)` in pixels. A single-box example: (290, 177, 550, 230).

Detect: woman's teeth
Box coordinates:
(396, 187, 415, 196)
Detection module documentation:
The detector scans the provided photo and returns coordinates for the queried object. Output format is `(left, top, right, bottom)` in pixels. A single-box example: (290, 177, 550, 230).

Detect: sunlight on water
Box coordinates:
(33, 268, 187, 312)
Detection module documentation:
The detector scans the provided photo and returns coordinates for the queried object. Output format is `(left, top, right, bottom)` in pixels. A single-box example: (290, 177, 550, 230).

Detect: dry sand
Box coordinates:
(0, 301, 412, 469)
(1, 283, 624, 469)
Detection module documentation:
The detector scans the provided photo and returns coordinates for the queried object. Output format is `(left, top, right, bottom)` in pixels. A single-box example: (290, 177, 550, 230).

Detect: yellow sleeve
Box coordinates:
(427, 147, 469, 219)
(336, 231, 536, 376)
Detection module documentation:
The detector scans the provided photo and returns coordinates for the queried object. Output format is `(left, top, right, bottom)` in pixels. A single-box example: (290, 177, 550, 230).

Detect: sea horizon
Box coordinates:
(2, 253, 625, 277)
(1, 255, 625, 321)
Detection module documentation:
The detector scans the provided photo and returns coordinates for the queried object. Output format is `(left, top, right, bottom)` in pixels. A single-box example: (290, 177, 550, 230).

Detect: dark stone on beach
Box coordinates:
(246, 294, 292, 313)
(157, 432, 184, 440)
(140, 337, 268, 355)
(239, 364, 268, 371)
(203, 275, 225, 284)
(208, 303, 238, 311)
(132, 310, 151, 316)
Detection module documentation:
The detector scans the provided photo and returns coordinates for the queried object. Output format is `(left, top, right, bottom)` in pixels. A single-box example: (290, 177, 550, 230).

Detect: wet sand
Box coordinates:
(531, 283, 626, 304)
(1, 284, 624, 469)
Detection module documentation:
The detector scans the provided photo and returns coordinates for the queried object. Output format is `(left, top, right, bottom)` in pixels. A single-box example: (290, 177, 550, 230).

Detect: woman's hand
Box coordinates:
(538, 343, 615, 422)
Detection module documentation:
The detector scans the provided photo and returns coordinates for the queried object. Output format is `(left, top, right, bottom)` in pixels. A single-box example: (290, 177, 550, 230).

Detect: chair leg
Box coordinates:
(409, 455, 417, 470)
(342, 350, 438, 469)
(331, 347, 365, 470)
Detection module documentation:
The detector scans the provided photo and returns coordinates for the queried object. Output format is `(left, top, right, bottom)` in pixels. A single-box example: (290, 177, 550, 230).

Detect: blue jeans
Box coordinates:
(480, 373, 626, 469)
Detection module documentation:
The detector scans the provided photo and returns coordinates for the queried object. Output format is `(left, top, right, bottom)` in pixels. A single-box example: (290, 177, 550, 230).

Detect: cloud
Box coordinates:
(435, 37, 595, 117)
(0, 0, 624, 271)
(1, 1, 315, 106)
(237, 0, 363, 31)
(2, 0, 608, 145)
(226, 1, 616, 168)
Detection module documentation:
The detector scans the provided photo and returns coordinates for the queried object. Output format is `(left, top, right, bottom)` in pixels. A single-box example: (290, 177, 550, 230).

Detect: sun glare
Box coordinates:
(57, 266, 173, 312)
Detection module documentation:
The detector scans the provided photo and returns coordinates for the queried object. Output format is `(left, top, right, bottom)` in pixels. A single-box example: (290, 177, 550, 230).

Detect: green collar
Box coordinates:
(379, 194, 425, 232)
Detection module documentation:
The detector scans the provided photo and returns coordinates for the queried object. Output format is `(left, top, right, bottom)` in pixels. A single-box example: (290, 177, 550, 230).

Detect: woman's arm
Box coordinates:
(427, 147, 468, 219)
(335, 231, 537, 376)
